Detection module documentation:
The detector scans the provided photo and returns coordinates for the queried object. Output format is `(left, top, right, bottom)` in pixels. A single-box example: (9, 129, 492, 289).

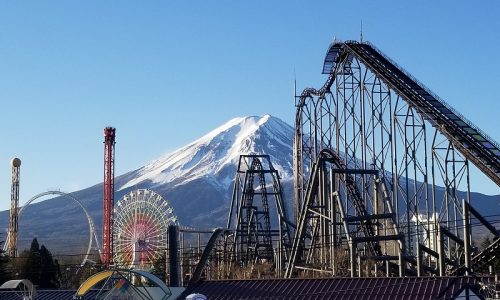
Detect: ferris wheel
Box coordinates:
(113, 189, 178, 269)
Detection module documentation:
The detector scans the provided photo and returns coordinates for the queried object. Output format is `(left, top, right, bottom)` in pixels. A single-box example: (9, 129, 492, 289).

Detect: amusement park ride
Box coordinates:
(102, 126, 116, 268)
(3, 39, 500, 292)
(285, 40, 500, 278)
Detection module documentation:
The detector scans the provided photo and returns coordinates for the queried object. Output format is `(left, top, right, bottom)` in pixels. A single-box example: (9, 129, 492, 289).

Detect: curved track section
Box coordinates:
(188, 228, 227, 286)
(3, 190, 99, 267)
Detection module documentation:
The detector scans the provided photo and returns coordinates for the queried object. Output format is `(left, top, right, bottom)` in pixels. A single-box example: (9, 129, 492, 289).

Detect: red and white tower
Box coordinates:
(7, 157, 21, 257)
(102, 127, 116, 267)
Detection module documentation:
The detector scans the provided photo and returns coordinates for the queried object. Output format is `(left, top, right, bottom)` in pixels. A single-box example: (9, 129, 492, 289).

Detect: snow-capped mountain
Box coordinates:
(0, 115, 295, 252)
(112, 114, 295, 227)
(118, 115, 293, 192)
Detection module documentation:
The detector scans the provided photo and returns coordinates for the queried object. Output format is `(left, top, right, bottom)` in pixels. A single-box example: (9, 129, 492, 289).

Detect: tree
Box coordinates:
(19, 238, 41, 285)
(39, 245, 60, 288)
(17, 238, 60, 288)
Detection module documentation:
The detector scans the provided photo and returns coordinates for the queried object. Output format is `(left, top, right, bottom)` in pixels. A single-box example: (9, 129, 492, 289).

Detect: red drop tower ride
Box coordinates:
(102, 127, 116, 267)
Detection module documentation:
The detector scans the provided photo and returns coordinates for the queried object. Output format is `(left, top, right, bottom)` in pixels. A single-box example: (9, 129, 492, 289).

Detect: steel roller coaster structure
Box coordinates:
(283, 40, 500, 278)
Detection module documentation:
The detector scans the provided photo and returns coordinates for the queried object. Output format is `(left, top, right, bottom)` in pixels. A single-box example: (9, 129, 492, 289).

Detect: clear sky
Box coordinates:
(0, 1, 499, 211)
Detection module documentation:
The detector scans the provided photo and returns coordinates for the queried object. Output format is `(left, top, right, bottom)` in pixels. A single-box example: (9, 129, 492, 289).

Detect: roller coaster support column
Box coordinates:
(102, 127, 116, 267)
(168, 225, 180, 287)
(462, 198, 471, 275)
(437, 226, 445, 276)
(416, 243, 422, 277)
(398, 250, 404, 277)
(349, 238, 356, 277)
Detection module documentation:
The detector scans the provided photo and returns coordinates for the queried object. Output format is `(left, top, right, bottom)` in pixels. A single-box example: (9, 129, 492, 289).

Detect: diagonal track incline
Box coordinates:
(338, 41, 500, 186)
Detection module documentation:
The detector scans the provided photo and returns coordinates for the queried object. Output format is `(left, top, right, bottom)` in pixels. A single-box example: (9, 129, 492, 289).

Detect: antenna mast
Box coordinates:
(360, 20, 364, 42)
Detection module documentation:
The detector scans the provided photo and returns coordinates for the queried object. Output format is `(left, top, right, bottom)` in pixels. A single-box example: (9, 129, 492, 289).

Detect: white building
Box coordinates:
(410, 212, 439, 257)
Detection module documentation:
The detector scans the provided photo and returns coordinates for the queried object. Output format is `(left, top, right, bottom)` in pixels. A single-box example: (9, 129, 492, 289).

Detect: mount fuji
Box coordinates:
(0, 115, 295, 252)
(118, 115, 292, 193)
(113, 114, 294, 225)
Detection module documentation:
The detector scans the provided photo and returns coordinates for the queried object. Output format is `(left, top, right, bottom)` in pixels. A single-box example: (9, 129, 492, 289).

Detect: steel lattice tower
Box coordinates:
(7, 158, 21, 257)
(227, 155, 293, 276)
(102, 127, 116, 267)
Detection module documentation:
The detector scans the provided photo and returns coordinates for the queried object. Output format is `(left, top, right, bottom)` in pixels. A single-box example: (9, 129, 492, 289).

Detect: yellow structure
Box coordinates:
(75, 269, 172, 300)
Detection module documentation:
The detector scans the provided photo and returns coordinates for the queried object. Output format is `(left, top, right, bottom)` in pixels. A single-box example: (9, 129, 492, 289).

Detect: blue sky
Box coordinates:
(0, 1, 499, 211)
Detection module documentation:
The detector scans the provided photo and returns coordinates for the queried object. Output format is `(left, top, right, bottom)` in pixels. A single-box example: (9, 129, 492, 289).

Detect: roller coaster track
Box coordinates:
(451, 237, 500, 276)
(320, 149, 382, 256)
(328, 41, 500, 186)
(188, 228, 227, 286)
(471, 238, 500, 273)
(286, 149, 382, 277)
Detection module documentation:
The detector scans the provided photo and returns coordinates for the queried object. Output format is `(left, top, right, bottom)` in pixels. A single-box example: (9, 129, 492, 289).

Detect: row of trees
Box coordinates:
(0, 237, 61, 288)
(17, 238, 61, 288)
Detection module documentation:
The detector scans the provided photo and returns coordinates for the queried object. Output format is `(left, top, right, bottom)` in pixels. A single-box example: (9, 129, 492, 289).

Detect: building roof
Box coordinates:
(0, 289, 102, 300)
(0, 277, 489, 299)
(180, 277, 488, 300)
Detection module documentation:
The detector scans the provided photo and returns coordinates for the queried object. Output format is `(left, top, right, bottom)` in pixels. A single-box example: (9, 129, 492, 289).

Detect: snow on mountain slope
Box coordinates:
(118, 115, 294, 191)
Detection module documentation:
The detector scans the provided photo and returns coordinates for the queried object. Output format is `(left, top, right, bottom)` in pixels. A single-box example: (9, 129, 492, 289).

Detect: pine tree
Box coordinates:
(16, 238, 61, 288)
(20, 238, 41, 285)
(39, 245, 60, 288)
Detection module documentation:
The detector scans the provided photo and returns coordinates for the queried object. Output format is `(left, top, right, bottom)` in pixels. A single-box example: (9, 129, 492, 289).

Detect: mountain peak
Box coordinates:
(118, 115, 293, 191)
(198, 114, 288, 144)
(198, 115, 272, 144)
